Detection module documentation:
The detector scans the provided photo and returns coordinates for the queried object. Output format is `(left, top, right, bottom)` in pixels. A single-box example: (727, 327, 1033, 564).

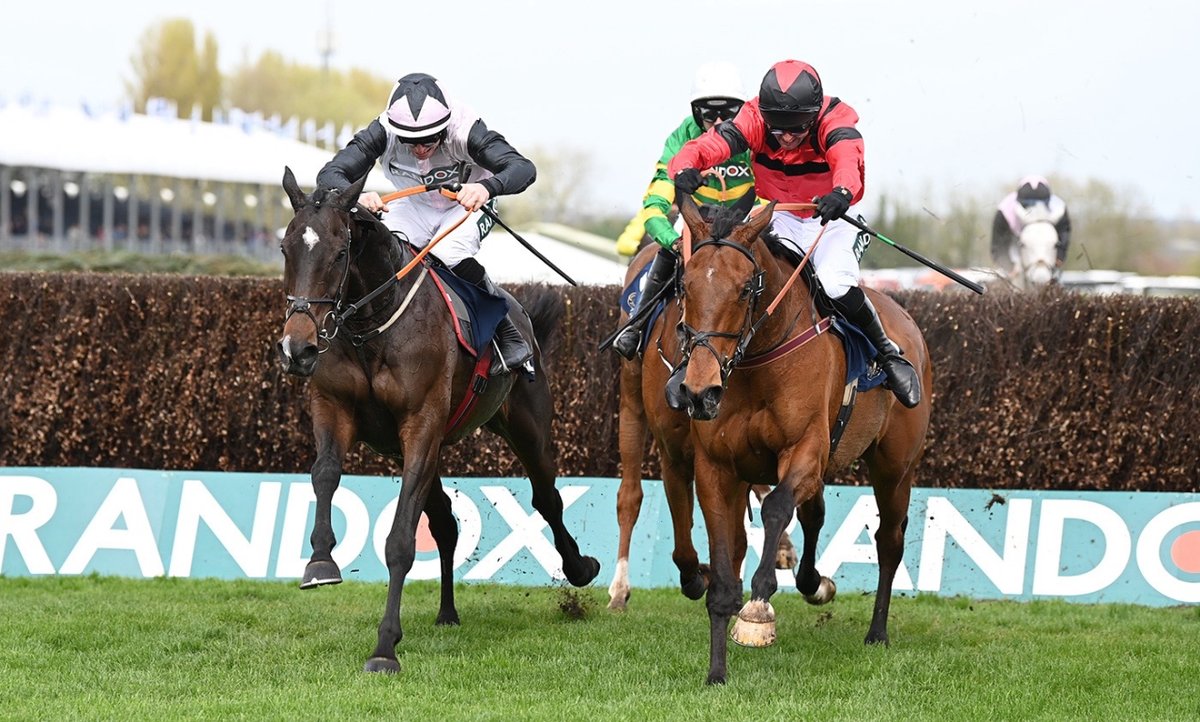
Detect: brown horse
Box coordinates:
(276, 167, 599, 673)
(608, 242, 797, 611)
(672, 195, 932, 685)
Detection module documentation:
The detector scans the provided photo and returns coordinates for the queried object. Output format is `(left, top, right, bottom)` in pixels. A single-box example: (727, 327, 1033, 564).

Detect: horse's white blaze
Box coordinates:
(303, 226, 320, 251)
(279, 335, 295, 360)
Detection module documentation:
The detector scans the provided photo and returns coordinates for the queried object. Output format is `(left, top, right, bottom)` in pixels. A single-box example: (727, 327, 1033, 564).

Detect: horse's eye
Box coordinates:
(335, 248, 347, 262)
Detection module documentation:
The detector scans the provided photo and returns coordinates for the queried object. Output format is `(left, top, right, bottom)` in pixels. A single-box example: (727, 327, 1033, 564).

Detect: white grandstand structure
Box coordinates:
(0, 99, 629, 285)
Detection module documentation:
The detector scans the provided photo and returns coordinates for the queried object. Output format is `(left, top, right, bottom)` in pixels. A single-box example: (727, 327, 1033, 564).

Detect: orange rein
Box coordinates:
(378, 186, 471, 282)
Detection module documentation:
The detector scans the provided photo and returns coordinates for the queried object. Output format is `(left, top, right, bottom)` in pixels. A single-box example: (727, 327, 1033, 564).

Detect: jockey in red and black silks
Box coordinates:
(669, 60, 864, 218)
(669, 59, 921, 409)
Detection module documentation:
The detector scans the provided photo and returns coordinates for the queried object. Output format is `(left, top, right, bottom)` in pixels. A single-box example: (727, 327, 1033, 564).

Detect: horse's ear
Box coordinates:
(332, 172, 370, 213)
(738, 201, 776, 244)
(678, 192, 708, 239)
(283, 166, 307, 212)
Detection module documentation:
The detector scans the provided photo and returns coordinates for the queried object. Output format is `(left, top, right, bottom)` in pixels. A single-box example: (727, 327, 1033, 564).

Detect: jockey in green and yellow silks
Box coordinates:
(612, 62, 758, 359)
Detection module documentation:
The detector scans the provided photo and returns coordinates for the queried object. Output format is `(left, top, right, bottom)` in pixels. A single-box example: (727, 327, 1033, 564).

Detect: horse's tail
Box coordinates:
(514, 283, 565, 351)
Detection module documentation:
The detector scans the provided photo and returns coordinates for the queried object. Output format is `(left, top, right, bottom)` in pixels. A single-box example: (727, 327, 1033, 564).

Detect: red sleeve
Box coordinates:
(667, 126, 734, 178)
(818, 103, 865, 201)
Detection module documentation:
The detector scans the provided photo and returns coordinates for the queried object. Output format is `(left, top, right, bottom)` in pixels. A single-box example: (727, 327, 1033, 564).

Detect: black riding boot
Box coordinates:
(613, 247, 677, 360)
(482, 275, 533, 376)
(833, 287, 921, 408)
(453, 259, 532, 376)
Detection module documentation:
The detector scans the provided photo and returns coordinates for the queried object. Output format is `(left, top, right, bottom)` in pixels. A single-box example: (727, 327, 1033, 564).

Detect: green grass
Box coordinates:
(0, 576, 1196, 721)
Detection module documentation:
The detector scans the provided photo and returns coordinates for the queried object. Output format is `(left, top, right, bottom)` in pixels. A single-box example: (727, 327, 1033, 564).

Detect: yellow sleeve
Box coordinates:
(616, 208, 651, 257)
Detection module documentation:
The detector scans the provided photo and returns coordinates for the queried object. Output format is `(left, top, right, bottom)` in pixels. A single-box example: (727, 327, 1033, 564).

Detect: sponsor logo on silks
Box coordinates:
(714, 164, 752, 179)
(2, 469, 1198, 606)
(852, 216, 871, 261)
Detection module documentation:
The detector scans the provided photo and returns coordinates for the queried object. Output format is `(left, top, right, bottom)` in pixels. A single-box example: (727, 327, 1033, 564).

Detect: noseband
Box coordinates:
(676, 238, 765, 386)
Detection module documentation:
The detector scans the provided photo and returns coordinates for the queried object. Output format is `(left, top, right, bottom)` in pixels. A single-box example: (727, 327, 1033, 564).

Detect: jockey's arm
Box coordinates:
(465, 119, 536, 211)
(1055, 207, 1073, 265)
(317, 121, 387, 194)
(990, 210, 1016, 268)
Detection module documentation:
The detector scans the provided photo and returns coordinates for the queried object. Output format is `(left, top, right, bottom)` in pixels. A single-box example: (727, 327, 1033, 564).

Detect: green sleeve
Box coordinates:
(642, 118, 702, 249)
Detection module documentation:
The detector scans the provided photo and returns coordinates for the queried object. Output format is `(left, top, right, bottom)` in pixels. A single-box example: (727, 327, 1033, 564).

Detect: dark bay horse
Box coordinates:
(673, 195, 932, 685)
(276, 167, 599, 673)
(608, 242, 797, 611)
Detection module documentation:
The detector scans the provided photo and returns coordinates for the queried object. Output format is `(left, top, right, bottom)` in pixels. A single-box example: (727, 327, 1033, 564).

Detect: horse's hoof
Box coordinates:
(606, 586, 630, 611)
(680, 574, 708, 600)
(730, 599, 776, 647)
(363, 657, 400, 674)
(568, 556, 601, 587)
(803, 576, 837, 606)
(299, 559, 343, 589)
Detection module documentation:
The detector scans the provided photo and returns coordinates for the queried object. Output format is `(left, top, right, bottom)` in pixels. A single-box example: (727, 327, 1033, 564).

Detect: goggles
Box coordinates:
(769, 118, 816, 137)
(692, 98, 744, 124)
(399, 130, 446, 148)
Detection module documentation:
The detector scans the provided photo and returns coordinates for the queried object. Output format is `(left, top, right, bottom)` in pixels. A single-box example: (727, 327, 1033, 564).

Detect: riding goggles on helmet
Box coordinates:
(766, 109, 819, 136)
(399, 130, 446, 147)
(692, 98, 744, 124)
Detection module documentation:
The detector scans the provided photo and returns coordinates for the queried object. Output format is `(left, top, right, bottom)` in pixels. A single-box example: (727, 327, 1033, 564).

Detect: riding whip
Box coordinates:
(839, 215, 986, 295)
(430, 182, 578, 286)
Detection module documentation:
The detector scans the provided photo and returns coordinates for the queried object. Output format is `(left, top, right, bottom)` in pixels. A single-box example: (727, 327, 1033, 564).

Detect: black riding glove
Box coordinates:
(815, 186, 852, 225)
(673, 168, 703, 196)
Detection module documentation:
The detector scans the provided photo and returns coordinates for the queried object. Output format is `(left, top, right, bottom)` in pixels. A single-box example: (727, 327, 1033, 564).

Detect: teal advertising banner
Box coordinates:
(1, 468, 1198, 605)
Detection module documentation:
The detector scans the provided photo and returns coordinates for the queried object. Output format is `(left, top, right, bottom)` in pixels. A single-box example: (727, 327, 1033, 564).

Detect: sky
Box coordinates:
(3, 0, 1198, 221)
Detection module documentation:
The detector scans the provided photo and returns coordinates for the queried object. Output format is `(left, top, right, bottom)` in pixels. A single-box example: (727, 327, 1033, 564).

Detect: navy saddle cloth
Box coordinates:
(431, 266, 509, 357)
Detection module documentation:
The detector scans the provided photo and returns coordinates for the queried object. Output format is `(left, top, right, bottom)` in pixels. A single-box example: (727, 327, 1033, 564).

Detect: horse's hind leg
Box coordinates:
(865, 462, 915, 646)
(609, 360, 647, 610)
(302, 399, 356, 589)
(424, 479, 460, 626)
(495, 377, 601, 587)
(660, 447, 705, 600)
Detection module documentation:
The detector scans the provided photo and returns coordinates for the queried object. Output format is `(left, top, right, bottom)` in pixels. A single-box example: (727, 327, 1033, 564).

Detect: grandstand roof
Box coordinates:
(0, 101, 390, 190)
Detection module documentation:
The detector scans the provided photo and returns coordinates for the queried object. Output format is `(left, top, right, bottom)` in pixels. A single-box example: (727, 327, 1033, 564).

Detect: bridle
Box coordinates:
(284, 219, 355, 353)
(674, 237, 766, 387)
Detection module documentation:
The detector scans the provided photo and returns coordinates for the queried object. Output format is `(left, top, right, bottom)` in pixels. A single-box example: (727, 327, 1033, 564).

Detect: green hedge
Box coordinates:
(1, 272, 1195, 490)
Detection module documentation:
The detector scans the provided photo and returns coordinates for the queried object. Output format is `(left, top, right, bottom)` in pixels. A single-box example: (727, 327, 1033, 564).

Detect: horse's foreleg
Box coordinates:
(424, 479, 460, 626)
(795, 494, 836, 605)
(302, 403, 355, 589)
(693, 459, 743, 685)
(364, 438, 440, 674)
(499, 377, 600, 588)
(733, 481, 794, 649)
(751, 484, 798, 570)
(609, 364, 648, 610)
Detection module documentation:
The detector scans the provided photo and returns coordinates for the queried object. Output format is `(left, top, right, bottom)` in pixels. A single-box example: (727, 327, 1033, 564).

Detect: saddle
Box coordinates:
(385, 236, 515, 435)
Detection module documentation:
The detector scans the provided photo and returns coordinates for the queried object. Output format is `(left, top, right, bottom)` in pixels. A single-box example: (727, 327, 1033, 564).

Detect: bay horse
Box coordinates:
(275, 167, 600, 673)
(672, 195, 932, 685)
(608, 242, 797, 611)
